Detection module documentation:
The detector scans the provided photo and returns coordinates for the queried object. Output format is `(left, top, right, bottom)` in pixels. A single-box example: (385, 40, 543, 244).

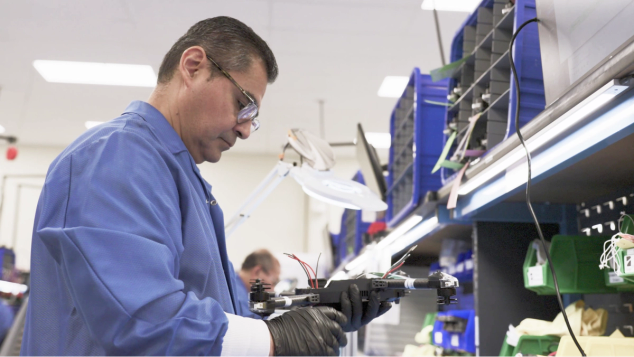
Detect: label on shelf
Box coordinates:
(609, 271, 625, 284)
(456, 262, 465, 273)
(435, 332, 443, 344)
(527, 265, 544, 286)
(625, 255, 634, 274)
(451, 334, 459, 347)
(465, 259, 474, 270)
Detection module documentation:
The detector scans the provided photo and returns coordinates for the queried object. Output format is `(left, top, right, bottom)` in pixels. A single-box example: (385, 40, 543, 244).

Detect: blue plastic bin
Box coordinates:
(430, 261, 441, 274)
(454, 252, 467, 281)
(441, 286, 475, 312)
(386, 69, 449, 227)
(453, 250, 474, 283)
(433, 309, 476, 353)
(0, 248, 15, 281)
(440, 0, 545, 185)
(335, 171, 373, 267)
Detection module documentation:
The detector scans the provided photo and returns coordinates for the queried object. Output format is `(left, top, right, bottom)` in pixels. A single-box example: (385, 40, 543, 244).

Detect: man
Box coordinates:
(21, 16, 388, 356)
(233, 249, 280, 319)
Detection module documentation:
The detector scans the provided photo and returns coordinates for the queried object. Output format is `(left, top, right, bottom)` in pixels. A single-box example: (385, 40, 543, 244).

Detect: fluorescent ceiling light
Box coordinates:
(366, 132, 391, 149)
(378, 76, 409, 98)
(0, 124, 5, 134)
(329, 270, 350, 281)
(421, 0, 481, 12)
(458, 79, 628, 195)
(376, 215, 423, 250)
(389, 216, 439, 255)
(344, 254, 368, 271)
(85, 121, 105, 129)
(0, 280, 28, 295)
(33, 60, 157, 87)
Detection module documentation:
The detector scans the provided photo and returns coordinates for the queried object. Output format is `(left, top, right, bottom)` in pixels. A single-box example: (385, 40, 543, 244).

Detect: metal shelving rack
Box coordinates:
(441, 0, 545, 185)
(386, 69, 448, 228)
(332, 0, 634, 353)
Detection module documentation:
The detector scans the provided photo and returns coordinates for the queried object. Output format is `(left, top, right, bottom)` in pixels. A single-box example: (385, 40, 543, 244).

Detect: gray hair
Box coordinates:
(157, 16, 278, 84)
(241, 249, 279, 273)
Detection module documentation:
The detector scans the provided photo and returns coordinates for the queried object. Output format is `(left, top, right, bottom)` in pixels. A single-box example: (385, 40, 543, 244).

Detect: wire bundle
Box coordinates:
(382, 245, 417, 278)
(600, 234, 624, 272)
(599, 214, 634, 274)
(285, 253, 321, 289)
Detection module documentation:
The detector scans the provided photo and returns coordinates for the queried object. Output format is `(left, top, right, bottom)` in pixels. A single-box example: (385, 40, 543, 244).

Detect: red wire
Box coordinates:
(300, 261, 316, 289)
(382, 261, 404, 278)
(293, 255, 317, 288)
(288, 254, 316, 288)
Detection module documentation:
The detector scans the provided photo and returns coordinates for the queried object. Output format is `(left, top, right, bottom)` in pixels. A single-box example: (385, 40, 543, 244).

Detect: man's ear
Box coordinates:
(178, 46, 206, 86)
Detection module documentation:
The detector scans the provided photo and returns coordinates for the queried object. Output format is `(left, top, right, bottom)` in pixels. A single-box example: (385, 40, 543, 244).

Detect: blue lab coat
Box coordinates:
(231, 269, 263, 320)
(21, 101, 247, 355)
(0, 301, 14, 342)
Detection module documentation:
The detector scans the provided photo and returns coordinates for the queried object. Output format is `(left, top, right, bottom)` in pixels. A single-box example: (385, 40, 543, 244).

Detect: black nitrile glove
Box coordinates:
(340, 284, 392, 332)
(264, 306, 348, 356)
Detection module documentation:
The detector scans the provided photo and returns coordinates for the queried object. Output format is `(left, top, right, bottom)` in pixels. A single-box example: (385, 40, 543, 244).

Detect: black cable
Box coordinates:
(432, 7, 446, 66)
(315, 253, 321, 288)
(509, 18, 586, 357)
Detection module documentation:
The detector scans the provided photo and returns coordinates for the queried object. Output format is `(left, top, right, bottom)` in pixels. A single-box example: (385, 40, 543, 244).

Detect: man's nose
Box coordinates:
(234, 120, 252, 140)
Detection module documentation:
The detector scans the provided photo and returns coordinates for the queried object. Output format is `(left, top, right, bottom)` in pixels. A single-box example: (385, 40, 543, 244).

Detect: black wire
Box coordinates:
(315, 253, 321, 288)
(509, 18, 586, 357)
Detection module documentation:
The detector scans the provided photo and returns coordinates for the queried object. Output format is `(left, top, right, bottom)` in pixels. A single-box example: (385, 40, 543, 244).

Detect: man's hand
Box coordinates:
(265, 306, 347, 356)
(340, 284, 392, 332)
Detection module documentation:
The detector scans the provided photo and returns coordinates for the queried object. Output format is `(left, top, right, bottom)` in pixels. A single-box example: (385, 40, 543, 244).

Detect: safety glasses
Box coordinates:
(206, 54, 260, 131)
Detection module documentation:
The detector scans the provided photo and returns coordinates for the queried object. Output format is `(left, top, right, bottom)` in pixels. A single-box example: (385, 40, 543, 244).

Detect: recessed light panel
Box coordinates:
(421, 0, 481, 12)
(377, 76, 409, 98)
(34, 60, 157, 87)
(365, 132, 391, 149)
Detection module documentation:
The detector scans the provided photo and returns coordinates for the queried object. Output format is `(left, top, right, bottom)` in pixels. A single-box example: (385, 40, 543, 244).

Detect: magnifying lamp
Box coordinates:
(225, 129, 387, 237)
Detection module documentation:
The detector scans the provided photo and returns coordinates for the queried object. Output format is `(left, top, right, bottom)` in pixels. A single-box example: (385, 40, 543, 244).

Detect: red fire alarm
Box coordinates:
(6, 146, 17, 160)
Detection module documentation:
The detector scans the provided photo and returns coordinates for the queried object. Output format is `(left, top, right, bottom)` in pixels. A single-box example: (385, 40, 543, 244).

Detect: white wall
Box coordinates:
(0, 144, 381, 275)
(303, 150, 388, 272)
(0, 145, 310, 272)
(0, 145, 63, 271)
(197, 152, 307, 266)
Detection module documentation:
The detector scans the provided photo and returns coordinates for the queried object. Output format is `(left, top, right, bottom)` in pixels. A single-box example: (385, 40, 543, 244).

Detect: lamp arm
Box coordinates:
(224, 161, 293, 237)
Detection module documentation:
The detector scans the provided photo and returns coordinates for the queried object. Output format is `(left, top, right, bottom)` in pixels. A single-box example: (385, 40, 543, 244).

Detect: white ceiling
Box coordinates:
(0, 0, 469, 157)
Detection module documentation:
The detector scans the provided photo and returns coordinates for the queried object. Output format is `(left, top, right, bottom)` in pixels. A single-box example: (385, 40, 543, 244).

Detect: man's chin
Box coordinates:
(203, 149, 223, 163)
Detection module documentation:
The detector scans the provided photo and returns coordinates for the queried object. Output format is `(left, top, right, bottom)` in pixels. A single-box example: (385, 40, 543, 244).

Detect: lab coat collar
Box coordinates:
(123, 101, 214, 201)
(122, 101, 189, 155)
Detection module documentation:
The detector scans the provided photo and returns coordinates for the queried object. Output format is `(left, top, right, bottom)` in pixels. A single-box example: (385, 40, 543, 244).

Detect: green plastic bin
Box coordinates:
(423, 312, 437, 329)
(524, 235, 618, 295)
(615, 246, 634, 278)
(523, 243, 555, 295)
(420, 312, 437, 344)
(500, 335, 560, 356)
(604, 268, 634, 291)
(499, 336, 514, 356)
(602, 214, 634, 289)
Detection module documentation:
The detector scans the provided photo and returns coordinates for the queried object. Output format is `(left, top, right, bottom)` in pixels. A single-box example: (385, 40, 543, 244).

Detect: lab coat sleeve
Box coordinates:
(35, 130, 268, 355)
(229, 264, 264, 320)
